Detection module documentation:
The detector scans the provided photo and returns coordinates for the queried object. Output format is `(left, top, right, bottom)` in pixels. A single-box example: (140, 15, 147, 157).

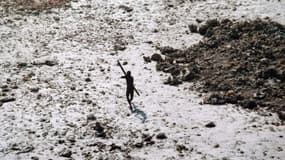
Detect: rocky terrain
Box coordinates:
(153, 19, 285, 118)
(0, 0, 285, 160)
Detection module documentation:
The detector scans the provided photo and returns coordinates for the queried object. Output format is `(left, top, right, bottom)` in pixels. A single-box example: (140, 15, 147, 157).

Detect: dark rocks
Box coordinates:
(157, 46, 178, 55)
(9, 143, 35, 154)
(90, 122, 106, 138)
(152, 19, 285, 114)
(32, 59, 58, 66)
(17, 145, 35, 154)
(0, 97, 16, 103)
(214, 144, 220, 148)
(241, 100, 257, 109)
(143, 56, 151, 63)
(53, 16, 60, 21)
(58, 139, 65, 144)
(261, 67, 279, 79)
(205, 122, 216, 128)
(59, 148, 72, 158)
(85, 77, 91, 82)
(141, 133, 155, 145)
(119, 5, 133, 12)
(176, 144, 188, 153)
(44, 60, 58, 66)
(87, 114, 96, 121)
(67, 135, 76, 143)
(17, 62, 28, 68)
(114, 41, 127, 51)
(109, 143, 122, 151)
(189, 24, 198, 33)
(183, 71, 196, 81)
(30, 87, 39, 93)
(204, 93, 226, 105)
(156, 132, 167, 139)
(277, 111, 285, 121)
(151, 53, 163, 62)
(31, 156, 39, 160)
(134, 142, 143, 148)
(199, 19, 219, 35)
(198, 24, 208, 35)
(206, 19, 220, 28)
(164, 76, 182, 86)
(182, 66, 200, 81)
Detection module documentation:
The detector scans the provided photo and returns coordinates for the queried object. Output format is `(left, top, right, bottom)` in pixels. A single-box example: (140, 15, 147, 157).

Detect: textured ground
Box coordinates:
(0, 0, 284, 160)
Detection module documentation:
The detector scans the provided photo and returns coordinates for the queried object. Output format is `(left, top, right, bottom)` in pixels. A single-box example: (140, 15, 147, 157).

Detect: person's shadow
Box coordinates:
(131, 103, 147, 123)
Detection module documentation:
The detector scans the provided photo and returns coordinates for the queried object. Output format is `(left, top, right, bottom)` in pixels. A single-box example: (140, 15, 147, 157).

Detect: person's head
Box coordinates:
(127, 71, 131, 76)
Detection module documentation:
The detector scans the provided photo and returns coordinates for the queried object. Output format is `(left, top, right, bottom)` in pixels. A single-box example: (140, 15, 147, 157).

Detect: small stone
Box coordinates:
(189, 24, 198, 33)
(31, 156, 39, 160)
(54, 16, 60, 21)
(0, 97, 16, 103)
(58, 139, 65, 144)
(85, 78, 91, 82)
(109, 143, 121, 151)
(151, 53, 163, 62)
(17, 62, 28, 68)
(242, 100, 257, 109)
(214, 144, 220, 148)
(198, 24, 208, 35)
(156, 133, 167, 139)
(59, 148, 72, 158)
(119, 5, 133, 12)
(277, 111, 285, 121)
(158, 46, 178, 55)
(30, 87, 39, 93)
(143, 56, 151, 63)
(67, 135, 76, 143)
(17, 145, 35, 154)
(87, 114, 96, 121)
(196, 19, 203, 23)
(44, 60, 57, 66)
(183, 71, 196, 81)
(114, 44, 126, 51)
(134, 142, 143, 148)
(176, 144, 188, 152)
(142, 134, 152, 142)
(205, 122, 216, 128)
(91, 122, 106, 138)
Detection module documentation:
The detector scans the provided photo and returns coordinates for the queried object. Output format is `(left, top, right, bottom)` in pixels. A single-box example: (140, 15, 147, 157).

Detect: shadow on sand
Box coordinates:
(131, 103, 147, 123)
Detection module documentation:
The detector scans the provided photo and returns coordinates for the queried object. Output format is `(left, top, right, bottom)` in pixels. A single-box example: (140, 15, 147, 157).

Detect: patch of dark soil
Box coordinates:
(153, 19, 285, 115)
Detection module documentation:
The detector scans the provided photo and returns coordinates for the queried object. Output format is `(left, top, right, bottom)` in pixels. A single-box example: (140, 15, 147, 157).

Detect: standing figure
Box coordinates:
(121, 71, 135, 111)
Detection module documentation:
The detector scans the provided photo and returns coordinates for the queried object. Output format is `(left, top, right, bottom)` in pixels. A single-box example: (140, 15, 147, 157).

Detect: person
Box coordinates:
(121, 71, 134, 111)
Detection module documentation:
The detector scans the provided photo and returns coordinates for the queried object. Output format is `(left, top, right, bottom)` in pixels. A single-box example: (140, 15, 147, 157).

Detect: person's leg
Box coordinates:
(130, 89, 134, 101)
(130, 89, 134, 110)
(126, 89, 133, 111)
